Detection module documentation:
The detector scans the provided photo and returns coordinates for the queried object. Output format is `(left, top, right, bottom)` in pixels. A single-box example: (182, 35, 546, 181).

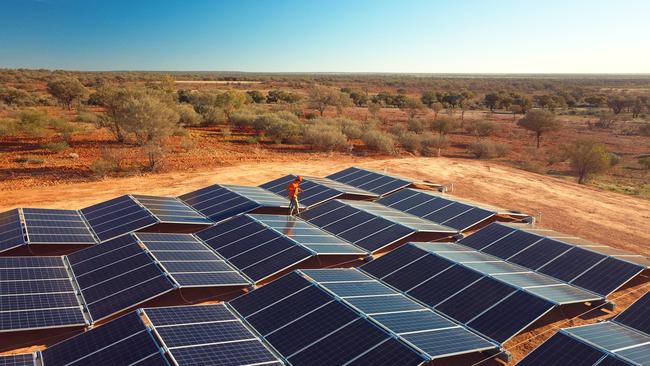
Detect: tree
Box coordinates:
(94, 84, 139, 142)
(177, 104, 202, 126)
(401, 97, 426, 119)
(215, 90, 250, 118)
(512, 95, 532, 114)
(367, 101, 381, 119)
(421, 91, 438, 108)
(47, 77, 87, 110)
(307, 86, 342, 116)
(585, 95, 607, 108)
(517, 109, 561, 148)
(247, 90, 266, 103)
(121, 94, 179, 145)
(431, 102, 444, 119)
(484, 93, 500, 111)
(509, 105, 522, 120)
(607, 95, 630, 114)
(564, 140, 612, 184)
(466, 121, 495, 141)
(430, 116, 458, 136)
(266, 89, 301, 104)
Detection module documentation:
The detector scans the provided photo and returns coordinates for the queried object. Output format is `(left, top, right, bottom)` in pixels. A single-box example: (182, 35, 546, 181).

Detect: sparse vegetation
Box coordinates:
(517, 110, 561, 148)
(564, 140, 612, 184)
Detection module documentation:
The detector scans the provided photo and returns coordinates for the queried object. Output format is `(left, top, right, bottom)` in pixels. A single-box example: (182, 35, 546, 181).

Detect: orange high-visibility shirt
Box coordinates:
(287, 181, 301, 198)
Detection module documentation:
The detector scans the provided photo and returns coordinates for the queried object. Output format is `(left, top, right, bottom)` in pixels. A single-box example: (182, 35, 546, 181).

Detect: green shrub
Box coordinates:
(74, 111, 99, 123)
(42, 141, 69, 153)
(398, 132, 421, 153)
(0, 118, 18, 136)
(339, 119, 363, 139)
(407, 118, 426, 134)
(177, 104, 202, 126)
(420, 134, 448, 156)
(388, 124, 407, 137)
(303, 123, 348, 151)
(49, 118, 78, 139)
(265, 119, 302, 144)
(201, 106, 227, 126)
(362, 130, 396, 155)
(17, 109, 49, 137)
(468, 141, 509, 159)
(230, 109, 258, 129)
(89, 158, 116, 178)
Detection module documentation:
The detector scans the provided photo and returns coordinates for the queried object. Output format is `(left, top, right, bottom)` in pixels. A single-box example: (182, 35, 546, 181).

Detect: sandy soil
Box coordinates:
(1, 156, 648, 254)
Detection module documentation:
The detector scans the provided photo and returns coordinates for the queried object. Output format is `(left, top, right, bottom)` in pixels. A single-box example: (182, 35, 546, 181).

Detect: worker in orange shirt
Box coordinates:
(287, 176, 303, 216)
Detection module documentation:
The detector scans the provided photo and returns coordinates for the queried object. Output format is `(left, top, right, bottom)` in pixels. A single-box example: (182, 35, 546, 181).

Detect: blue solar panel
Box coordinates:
(538, 247, 606, 282)
(0, 307, 86, 332)
(230, 272, 311, 317)
(288, 319, 390, 366)
(566, 322, 649, 351)
(615, 292, 650, 335)
(136, 233, 250, 287)
(0, 209, 26, 252)
(481, 229, 543, 259)
(571, 257, 645, 296)
(516, 332, 607, 366)
(145, 304, 281, 366)
(132, 195, 212, 225)
(22, 208, 97, 245)
(458, 222, 517, 250)
(382, 254, 453, 291)
(407, 265, 483, 307)
(360, 244, 430, 279)
(468, 291, 555, 343)
(81, 195, 158, 242)
(0, 354, 33, 366)
(402, 327, 495, 358)
(326, 167, 412, 196)
(509, 238, 573, 269)
(346, 337, 427, 366)
(68, 235, 174, 321)
(436, 277, 516, 323)
(41, 311, 166, 366)
(370, 310, 456, 333)
(345, 295, 424, 314)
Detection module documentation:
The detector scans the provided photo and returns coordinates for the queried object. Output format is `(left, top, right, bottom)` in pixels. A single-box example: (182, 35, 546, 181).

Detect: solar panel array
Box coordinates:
(260, 175, 378, 207)
(144, 304, 283, 366)
(81, 195, 159, 242)
(516, 292, 650, 365)
(179, 184, 291, 222)
(0, 257, 86, 332)
(302, 268, 497, 360)
(459, 223, 647, 296)
(377, 188, 498, 231)
(0, 209, 25, 253)
(135, 232, 250, 287)
(229, 271, 431, 365)
(326, 167, 413, 196)
(40, 311, 169, 366)
(67, 235, 175, 322)
(361, 243, 572, 344)
(0, 354, 34, 366)
(301, 199, 456, 253)
(195, 215, 315, 283)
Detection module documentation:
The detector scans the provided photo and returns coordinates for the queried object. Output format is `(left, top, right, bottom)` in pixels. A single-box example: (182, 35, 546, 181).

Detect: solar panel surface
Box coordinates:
(41, 311, 168, 366)
(81, 195, 158, 242)
(326, 167, 413, 196)
(614, 292, 650, 335)
(179, 184, 290, 222)
(0, 256, 86, 332)
(144, 304, 282, 366)
(135, 232, 250, 287)
(195, 215, 315, 283)
(131, 195, 213, 225)
(260, 175, 377, 208)
(0, 209, 25, 253)
(22, 208, 97, 245)
(67, 235, 175, 321)
(377, 189, 497, 231)
(229, 271, 433, 365)
(0, 354, 34, 366)
(458, 223, 647, 296)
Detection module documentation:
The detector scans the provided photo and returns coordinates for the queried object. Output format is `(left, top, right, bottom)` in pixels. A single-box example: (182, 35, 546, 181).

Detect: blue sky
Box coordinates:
(0, 0, 648, 73)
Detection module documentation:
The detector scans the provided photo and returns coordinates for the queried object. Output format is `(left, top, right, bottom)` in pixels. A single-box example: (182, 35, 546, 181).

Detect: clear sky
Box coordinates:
(1, 0, 649, 73)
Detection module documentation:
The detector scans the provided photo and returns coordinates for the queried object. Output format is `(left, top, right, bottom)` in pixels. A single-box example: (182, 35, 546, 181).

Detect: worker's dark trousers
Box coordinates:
(289, 196, 300, 216)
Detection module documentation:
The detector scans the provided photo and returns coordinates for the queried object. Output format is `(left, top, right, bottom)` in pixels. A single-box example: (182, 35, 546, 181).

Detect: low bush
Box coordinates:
(0, 118, 17, 136)
(407, 118, 426, 134)
(468, 141, 509, 159)
(388, 124, 407, 137)
(90, 158, 116, 178)
(49, 118, 78, 139)
(362, 129, 396, 155)
(398, 131, 421, 153)
(17, 109, 49, 137)
(74, 111, 99, 123)
(303, 123, 348, 151)
(42, 141, 69, 153)
(420, 134, 448, 156)
(265, 119, 302, 144)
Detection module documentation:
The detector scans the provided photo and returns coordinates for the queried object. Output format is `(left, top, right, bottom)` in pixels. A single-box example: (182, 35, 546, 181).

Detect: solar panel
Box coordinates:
(377, 188, 497, 231)
(326, 167, 413, 196)
(614, 292, 650, 335)
(260, 174, 378, 208)
(143, 304, 282, 366)
(0, 256, 86, 332)
(195, 215, 314, 283)
(0, 209, 26, 253)
(360, 243, 597, 344)
(41, 311, 169, 366)
(302, 268, 496, 360)
(179, 184, 290, 222)
(135, 233, 250, 287)
(22, 208, 97, 245)
(81, 195, 158, 242)
(132, 195, 213, 225)
(230, 271, 439, 364)
(0, 354, 34, 366)
(301, 200, 453, 253)
(516, 332, 609, 366)
(458, 223, 647, 296)
(67, 235, 175, 322)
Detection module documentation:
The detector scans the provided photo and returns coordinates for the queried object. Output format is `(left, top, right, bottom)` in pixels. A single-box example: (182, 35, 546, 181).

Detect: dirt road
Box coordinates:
(1, 156, 648, 255)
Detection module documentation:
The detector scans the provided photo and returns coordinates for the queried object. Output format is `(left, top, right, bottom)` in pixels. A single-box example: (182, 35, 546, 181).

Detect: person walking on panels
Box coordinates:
(287, 176, 303, 216)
